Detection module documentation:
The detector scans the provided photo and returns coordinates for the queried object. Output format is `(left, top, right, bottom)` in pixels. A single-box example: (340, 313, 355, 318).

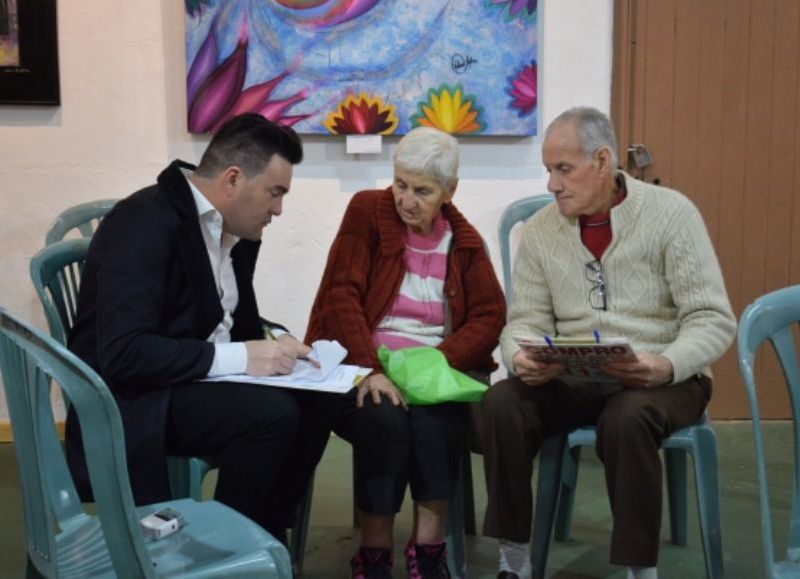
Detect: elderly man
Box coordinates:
(67, 113, 334, 544)
(482, 107, 736, 579)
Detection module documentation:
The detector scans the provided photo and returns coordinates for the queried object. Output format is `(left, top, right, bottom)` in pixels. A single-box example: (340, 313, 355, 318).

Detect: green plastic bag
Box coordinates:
(377, 345, 488, 405)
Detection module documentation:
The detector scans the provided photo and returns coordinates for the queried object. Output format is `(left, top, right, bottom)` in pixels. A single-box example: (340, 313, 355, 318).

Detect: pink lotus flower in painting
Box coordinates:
(323, 93, 398, 135)
(186, 12, 309, 133)
(508, 60, 537, 116)
(487, 0, 537, 21)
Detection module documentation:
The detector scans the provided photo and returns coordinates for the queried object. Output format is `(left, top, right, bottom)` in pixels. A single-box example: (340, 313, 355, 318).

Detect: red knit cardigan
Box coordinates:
(305, 187, 506, 373)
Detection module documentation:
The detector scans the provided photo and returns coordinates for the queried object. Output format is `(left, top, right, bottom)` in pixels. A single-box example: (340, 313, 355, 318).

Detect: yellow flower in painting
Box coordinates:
(323, 93, 399, 135)
(410, 84, 486, 134)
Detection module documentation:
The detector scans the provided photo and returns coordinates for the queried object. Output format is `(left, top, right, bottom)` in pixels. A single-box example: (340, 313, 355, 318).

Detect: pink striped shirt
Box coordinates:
(373, 213, 452, 350)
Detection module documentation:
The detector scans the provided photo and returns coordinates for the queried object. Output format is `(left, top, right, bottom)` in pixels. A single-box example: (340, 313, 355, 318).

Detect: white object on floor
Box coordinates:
(627, 566, 658, 579)
(498, 539, 532, 579)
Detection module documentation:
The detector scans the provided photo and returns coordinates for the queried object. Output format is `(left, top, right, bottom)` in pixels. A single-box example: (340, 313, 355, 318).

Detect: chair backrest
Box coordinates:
(44, 198, 118, 246)
(0, 308, 156, 577)
(30, 238, 91, 346)
(737, 284, 800, 577)
(498, 194, 553, 305)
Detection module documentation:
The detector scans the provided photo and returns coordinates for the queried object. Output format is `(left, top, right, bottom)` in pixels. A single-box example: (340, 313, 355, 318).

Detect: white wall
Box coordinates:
(0, 0, 613, 422)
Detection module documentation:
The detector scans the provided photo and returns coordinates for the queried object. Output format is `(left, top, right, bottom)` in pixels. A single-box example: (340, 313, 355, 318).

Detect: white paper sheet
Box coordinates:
(204, 339, 370, 394)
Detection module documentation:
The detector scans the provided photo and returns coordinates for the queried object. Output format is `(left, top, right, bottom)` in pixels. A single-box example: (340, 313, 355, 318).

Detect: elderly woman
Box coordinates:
(306, 127, 506, 579)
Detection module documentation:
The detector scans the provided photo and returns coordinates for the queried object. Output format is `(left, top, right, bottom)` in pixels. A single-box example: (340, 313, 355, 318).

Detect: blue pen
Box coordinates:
(593, 329, 601, 343)
(544, 335, 554, 348)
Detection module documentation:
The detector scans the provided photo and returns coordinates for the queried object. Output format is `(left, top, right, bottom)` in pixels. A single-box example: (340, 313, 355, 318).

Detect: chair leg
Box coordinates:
(531, 433, 567, 579)
(664, 448, 688, 546)
(445, 452, 467, 579)
(352, 459, 360, 528)
(26, 556, 45, 579)
(166, 456, 213, 501)
(461, 439, 477, 536)
(553, 445, 582, 542)
(167, 456, 191, 499)
(187, 457, 205, 502)
(692, 430, 724, 579)
(291, 475, 315, 576)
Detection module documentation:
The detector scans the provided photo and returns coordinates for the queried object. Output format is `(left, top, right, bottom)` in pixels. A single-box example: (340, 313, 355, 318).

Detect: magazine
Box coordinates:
(513, 335, 637, 384)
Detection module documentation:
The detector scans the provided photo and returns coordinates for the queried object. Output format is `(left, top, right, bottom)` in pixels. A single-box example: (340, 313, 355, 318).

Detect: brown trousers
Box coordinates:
(481, 373, 711, 567)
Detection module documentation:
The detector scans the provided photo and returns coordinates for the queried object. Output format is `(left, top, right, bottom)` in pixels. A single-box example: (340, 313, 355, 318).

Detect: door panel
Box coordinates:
(612, 0, 800, 418)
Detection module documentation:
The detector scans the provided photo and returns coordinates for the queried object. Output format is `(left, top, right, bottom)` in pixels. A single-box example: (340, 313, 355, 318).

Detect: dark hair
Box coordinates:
(195, 113, 304, 178)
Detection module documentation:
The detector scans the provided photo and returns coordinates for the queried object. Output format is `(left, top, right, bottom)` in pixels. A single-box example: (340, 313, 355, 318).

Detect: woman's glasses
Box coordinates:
(585, 259, 607, 310)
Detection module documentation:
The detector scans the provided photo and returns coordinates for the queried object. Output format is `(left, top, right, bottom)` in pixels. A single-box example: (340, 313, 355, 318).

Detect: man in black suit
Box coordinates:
(67, 113, 333, 541)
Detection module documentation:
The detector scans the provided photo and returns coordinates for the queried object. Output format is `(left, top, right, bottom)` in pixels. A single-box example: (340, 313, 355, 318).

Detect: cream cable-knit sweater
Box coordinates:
(500, 172, 736, 384)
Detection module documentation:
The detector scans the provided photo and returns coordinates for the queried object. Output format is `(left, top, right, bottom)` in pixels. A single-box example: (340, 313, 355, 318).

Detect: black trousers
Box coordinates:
(165, 381, 339, 537)
(481, 374, 711, 567)
(335, 390, 467, 515)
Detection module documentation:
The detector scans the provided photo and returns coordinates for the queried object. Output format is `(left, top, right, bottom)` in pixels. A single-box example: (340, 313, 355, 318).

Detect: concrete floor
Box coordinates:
(0, 422, 792, 578)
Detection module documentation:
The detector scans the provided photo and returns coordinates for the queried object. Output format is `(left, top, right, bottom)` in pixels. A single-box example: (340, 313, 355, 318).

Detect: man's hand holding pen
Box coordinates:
(245, 333, 316, 376)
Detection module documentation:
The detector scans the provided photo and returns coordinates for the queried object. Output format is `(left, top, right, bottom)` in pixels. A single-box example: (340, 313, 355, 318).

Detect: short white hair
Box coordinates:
(547, 107, 619, 169)
(393, 127, 459, 190)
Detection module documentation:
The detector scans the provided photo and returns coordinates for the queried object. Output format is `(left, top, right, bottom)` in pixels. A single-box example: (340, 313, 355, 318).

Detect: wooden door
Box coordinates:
(611, 0, 800, 418)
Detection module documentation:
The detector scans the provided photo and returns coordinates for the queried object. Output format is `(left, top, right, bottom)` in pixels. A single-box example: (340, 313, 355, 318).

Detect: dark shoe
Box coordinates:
(408, 543, 450, 579)
(497, 572, 520, 579)
(351, 547, 393, 579)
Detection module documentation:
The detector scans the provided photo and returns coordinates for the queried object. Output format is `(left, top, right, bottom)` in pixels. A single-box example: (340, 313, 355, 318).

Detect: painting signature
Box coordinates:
(451, 53, 477, 74)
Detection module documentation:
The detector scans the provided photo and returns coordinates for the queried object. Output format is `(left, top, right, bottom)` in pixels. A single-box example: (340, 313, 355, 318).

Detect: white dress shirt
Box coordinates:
(186, 174, 248, 377)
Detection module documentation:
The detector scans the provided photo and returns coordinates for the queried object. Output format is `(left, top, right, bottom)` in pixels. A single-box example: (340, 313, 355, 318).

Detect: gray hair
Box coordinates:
(547, 107, 619, 169)
(393, 127, 459, 190)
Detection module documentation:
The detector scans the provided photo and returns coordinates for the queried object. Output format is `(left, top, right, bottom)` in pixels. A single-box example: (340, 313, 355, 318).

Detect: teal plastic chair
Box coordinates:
(42, 212, 222, 520)
(0, 308, 291, 578)
(498, 194, 554, 306)
(30, 239, 224, 506)
(443, 446, 472, 579)
(44, 198, 119, 245)
(30, 238, 90, 347)
(738, 284, 800, 578)
(30, 237, 314, 574)
(531, 414, 722, 578)
(498, 194, 723, 578)
(166, 455, 314, 575)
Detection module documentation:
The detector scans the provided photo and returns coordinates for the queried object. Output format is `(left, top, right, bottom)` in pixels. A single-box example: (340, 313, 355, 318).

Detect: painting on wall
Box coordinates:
(0, 0, 20, 67)
(0, 0, 59, 105)
(185, 0, 538, 136)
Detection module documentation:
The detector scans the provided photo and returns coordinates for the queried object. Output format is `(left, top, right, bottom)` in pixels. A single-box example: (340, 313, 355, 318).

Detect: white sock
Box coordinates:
(627, 566, 657, 579)
(498, 540, 532, 579)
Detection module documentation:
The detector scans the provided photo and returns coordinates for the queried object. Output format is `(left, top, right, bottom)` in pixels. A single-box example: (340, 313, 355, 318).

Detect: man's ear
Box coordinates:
(220, 166, 242, 196)
(594, 147, 612, 176)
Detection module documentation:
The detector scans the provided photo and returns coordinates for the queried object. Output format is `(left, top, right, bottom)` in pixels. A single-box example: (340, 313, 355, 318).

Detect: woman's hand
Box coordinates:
(513, 349, 564, 386)
(356, 372, 408, 410)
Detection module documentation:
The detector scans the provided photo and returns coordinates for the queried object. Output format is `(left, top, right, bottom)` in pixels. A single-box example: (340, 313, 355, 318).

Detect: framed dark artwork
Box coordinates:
(0, 0, 60, 105)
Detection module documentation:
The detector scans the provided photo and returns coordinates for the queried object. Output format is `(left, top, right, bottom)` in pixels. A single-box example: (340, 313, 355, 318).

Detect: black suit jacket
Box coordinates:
(67, 160, 268, 503)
